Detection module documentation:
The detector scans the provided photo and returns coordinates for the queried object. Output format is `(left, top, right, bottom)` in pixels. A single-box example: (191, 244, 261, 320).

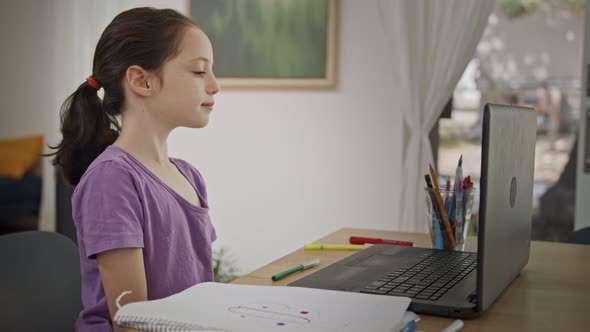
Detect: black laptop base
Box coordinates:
(288, 244, 481, 319)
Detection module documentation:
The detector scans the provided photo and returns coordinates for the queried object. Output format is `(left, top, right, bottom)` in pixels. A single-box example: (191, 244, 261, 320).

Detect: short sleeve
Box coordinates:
(72, 161, 144, 259)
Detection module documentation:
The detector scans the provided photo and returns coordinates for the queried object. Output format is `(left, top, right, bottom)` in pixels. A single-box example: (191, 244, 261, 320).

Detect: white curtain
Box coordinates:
(378, 0, 495, 231)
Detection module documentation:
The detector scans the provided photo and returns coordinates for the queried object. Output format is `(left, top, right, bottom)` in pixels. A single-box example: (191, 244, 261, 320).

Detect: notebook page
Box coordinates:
(114, 282, 411, 332)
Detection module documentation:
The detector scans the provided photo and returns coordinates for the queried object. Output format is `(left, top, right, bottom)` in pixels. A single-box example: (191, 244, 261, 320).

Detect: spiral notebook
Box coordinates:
(114, 282, 411, 332)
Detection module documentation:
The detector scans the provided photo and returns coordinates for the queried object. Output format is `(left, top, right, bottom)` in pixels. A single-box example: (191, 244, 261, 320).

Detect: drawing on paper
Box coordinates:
(227, 303, 340, 330)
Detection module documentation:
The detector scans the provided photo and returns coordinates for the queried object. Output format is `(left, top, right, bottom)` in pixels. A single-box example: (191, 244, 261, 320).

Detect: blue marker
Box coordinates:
(425, 174, 445, 249)
(433, 217, 444, 249)
(454, 155, 464, 250)
(446, 194, 455, 221)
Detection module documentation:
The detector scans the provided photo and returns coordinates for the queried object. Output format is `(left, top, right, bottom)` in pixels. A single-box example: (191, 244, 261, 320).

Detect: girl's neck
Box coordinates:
(113, 120, 174, 169)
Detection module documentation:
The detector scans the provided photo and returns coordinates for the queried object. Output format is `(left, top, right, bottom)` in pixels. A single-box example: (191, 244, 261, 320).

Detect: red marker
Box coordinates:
(349, 236, 414, 247)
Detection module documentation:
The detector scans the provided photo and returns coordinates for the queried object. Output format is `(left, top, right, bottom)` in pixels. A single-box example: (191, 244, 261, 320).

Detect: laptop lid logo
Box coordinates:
(510, 176, 517, 208)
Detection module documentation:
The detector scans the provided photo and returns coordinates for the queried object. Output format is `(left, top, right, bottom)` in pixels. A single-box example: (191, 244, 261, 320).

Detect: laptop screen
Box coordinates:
(477, 103, 536, 311)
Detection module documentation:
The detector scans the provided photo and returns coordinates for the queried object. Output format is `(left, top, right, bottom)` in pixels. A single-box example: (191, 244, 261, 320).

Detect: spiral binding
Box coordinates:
(114, 290, 231, 331)
(116, 314, 231, 331)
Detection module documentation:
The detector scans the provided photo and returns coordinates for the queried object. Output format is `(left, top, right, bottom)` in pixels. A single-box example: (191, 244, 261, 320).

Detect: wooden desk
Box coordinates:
(231, 228, 590, 331)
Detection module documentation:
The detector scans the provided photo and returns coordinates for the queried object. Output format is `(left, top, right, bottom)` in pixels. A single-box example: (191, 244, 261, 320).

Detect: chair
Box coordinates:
(0, 231, 81, 332)
(567, 226, 590, 245)
(0, 171, 42, 234)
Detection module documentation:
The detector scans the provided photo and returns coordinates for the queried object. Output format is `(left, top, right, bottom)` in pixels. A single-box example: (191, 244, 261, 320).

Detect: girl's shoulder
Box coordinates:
(75, 145, 139, 191)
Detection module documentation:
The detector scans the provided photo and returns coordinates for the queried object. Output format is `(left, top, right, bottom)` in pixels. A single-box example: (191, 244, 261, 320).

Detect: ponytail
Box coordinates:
(45, 79, 120, 186)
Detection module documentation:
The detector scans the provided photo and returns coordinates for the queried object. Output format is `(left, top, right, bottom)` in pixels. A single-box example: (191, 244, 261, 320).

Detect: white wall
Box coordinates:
(170, 0, 403, 274)
(0, 0, 58, 231)
(1, 0, 404, 275)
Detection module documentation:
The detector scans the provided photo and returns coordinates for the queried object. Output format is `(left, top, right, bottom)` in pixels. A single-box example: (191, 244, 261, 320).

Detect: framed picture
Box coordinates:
(185, 0, 337, 89)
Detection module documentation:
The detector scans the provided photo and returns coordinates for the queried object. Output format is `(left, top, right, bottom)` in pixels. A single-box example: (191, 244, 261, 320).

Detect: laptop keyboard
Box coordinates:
(360, 251, 477, 301)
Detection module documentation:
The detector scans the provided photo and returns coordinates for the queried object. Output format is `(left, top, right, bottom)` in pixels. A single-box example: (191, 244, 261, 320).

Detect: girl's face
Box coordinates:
(150, 27, 220, 129)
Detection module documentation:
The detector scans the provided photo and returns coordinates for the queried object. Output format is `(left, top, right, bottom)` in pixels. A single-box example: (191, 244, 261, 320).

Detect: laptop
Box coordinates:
(288, 103, 537, 318)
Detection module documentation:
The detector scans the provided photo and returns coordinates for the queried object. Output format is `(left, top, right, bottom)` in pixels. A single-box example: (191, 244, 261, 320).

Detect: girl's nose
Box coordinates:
(208, 77, 220, 95)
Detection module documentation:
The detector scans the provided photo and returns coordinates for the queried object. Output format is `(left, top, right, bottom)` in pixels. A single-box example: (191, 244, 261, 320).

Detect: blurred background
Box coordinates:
(438, 0, 585, 242)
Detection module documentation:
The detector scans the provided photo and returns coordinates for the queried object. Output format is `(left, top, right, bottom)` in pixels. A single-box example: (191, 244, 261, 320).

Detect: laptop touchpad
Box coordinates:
(330, 265, 368, 283)
(352, 251, 421, 269)
(355, 254, 397, 267)
(292, 264, 369, 291)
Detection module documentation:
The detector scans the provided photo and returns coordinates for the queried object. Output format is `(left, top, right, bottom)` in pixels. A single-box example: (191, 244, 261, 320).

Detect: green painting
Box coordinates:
(189, 0, 331, 80)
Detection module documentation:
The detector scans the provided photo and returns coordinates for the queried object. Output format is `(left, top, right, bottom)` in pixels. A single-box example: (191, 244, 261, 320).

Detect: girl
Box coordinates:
(47, 7, 220, 332)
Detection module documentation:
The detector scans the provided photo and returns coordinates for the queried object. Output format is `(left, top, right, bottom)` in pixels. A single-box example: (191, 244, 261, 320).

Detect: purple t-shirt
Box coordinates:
(72, 145, 217, 332)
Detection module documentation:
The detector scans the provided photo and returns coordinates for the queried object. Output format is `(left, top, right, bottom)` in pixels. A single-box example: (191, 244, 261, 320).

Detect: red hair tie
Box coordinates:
(86, 76, 101, 90)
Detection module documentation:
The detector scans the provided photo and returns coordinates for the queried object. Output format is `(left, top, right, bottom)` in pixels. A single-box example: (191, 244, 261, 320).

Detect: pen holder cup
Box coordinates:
(424, 187, 476, 251)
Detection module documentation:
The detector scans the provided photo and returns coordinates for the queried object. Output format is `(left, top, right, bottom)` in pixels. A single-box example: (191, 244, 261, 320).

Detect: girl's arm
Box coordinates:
(97, 248, 148, 332)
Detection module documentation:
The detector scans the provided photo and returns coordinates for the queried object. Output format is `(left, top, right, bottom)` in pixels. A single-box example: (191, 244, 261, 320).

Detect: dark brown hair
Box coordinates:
(45, 7, 197, 186)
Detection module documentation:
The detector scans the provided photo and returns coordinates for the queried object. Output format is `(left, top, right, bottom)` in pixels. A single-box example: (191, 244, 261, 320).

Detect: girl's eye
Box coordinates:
(193, 71, 206, 77)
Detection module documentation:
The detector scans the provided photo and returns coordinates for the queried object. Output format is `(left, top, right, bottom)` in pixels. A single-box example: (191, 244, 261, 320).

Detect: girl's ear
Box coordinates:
(125, 65, 155, 97)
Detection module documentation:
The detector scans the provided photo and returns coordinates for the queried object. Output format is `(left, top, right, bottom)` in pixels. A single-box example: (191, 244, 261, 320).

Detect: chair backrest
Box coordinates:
(0, 231, 81, 332)
(568, 226, 590, 245)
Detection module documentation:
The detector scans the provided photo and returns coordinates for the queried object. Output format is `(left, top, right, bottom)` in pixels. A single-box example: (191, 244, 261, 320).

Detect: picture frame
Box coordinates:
(185, 0, 338, 89)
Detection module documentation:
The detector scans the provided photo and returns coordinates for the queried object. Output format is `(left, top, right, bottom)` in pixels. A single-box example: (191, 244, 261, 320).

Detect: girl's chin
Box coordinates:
(191, 117, 209, 128)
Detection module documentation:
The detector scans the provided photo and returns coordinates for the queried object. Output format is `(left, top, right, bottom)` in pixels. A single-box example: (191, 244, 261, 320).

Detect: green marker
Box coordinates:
(271, 259, 320, 282)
